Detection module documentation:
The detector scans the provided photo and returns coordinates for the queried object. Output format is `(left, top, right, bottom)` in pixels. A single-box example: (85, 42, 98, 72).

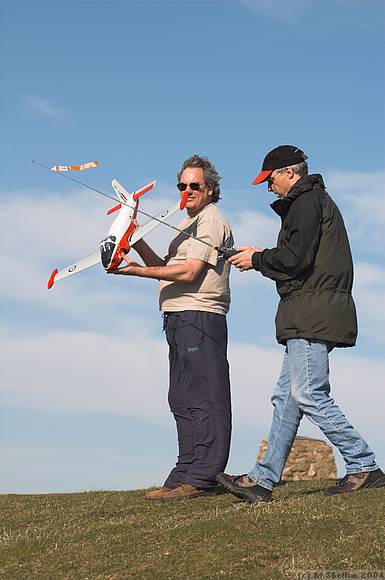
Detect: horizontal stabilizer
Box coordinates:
(107, 203, 121, 215)
(132, 180, 157, 200)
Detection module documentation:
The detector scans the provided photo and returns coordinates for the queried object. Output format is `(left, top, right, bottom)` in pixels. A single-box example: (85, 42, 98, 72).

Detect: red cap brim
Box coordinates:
(252, 170, 272, 185)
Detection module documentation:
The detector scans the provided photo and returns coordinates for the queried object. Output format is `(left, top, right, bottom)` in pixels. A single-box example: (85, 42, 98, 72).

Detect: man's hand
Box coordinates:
(108, 251, 142, 275)
(228, 245, 263, 271)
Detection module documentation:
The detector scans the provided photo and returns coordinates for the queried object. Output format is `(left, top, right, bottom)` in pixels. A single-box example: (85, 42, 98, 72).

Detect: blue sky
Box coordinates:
(1, 0, 384, 493)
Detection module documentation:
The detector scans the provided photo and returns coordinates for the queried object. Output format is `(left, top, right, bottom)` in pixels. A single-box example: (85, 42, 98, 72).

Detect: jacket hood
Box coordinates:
(271, 174, 325, 216)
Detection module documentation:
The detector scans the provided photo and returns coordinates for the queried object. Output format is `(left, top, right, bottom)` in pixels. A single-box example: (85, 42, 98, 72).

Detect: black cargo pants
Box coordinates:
(163, 311, 232, 490)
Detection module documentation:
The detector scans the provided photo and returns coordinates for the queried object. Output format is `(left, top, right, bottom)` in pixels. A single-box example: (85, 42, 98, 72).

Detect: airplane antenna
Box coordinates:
(32, 160, 218, 251)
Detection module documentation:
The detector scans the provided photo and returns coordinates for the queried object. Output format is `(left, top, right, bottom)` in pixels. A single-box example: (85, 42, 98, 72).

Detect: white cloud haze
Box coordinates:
(1, 330, 384, 440)
(326, 170, 385, 258)
(26, 95, 68, 120)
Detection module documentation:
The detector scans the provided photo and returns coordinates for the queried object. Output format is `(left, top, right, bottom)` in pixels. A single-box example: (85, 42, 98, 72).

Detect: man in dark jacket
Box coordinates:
(217, 145, 384, 502)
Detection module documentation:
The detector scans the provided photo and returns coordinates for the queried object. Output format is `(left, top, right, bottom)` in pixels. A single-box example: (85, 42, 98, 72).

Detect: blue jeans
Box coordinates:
(249, 339, 378, 490)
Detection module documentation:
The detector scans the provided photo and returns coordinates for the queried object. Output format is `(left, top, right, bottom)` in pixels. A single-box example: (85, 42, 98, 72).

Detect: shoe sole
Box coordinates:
(146, 489, 221, 501)
(154, 492, 219, 501)
(145, 494, 171, 500)
(216, 474, 272, 504)
(366, 476, 385, 489)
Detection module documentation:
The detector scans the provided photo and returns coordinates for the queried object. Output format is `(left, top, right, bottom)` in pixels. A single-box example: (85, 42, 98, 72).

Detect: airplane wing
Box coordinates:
(47, 201, 181, 289)
(130, 201, 180, 244)
(47, 252, 101, 288)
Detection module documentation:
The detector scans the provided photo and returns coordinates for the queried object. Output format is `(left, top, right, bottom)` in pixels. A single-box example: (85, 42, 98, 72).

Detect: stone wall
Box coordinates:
(258, 436, 337, 481)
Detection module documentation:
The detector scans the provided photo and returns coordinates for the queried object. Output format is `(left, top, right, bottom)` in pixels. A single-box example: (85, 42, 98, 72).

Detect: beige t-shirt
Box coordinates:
(159, 203, 233, 314)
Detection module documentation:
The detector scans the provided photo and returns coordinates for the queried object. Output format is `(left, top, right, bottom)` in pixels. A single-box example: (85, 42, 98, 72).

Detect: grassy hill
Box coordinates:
(1, 481, 384, 580)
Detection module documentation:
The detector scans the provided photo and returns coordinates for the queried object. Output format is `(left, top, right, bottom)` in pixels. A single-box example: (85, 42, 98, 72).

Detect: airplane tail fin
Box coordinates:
(109, 179, 156, 211)
(111, 180, 131, 204)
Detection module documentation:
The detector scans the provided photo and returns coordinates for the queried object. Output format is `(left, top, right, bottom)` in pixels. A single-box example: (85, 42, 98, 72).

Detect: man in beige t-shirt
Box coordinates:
(159, 201, 231, 314)
(112, 155, 233, 500)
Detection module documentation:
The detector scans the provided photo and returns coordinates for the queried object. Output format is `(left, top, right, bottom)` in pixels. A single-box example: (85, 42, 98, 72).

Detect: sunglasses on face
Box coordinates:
(176, 182, 205, 192)
(268, 170, 283, 188)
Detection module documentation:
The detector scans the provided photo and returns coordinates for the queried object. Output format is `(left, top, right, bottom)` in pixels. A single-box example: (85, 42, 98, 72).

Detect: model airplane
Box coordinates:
(47, 179, 181, 289)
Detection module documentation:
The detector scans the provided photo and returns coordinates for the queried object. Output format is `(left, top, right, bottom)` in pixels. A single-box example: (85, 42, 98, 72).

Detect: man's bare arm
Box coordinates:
(110, 253, 206, 283)
(131, 238, 165, 267)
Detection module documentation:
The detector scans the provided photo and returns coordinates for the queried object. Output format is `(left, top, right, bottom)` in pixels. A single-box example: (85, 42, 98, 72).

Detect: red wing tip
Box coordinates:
(180, 191, 188, 210)
(47, 268, 58, 289)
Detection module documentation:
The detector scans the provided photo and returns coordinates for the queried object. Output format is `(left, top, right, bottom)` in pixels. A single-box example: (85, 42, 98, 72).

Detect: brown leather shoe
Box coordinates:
(144, 486, 173, 500)
(158, 483, 219, 500)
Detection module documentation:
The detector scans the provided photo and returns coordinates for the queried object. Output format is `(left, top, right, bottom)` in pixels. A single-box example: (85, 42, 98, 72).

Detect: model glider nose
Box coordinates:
(100, 236, 117, 269)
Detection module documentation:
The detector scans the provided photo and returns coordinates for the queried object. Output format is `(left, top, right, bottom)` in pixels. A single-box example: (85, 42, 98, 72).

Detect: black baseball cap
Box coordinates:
(253, 145, 307, 185)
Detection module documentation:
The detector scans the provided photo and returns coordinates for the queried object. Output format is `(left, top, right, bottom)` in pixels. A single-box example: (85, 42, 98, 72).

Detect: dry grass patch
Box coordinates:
(0, 482, 384, 579)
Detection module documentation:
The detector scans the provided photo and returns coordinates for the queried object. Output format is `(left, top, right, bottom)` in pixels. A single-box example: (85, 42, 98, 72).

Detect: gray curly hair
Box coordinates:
(177, 155, 222, 203)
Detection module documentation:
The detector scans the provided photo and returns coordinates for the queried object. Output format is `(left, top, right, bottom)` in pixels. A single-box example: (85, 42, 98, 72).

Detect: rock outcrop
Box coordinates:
(257, 436, 337, 480)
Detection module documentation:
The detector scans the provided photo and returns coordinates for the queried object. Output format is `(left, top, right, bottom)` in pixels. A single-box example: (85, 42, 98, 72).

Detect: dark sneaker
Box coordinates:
(324, 468, 385, 496)
(216, 473, 272, 504)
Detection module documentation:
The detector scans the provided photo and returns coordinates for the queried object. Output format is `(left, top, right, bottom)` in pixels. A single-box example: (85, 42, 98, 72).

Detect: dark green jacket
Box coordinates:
(252, 174, 357, 347)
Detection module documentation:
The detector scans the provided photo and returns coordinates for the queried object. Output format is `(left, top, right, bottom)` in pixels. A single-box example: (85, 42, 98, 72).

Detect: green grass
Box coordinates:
(1, 481, 384, 580)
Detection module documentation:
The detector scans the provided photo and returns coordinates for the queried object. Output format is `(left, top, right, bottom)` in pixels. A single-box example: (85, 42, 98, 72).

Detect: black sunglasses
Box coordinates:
(177, 182, 204, 192)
